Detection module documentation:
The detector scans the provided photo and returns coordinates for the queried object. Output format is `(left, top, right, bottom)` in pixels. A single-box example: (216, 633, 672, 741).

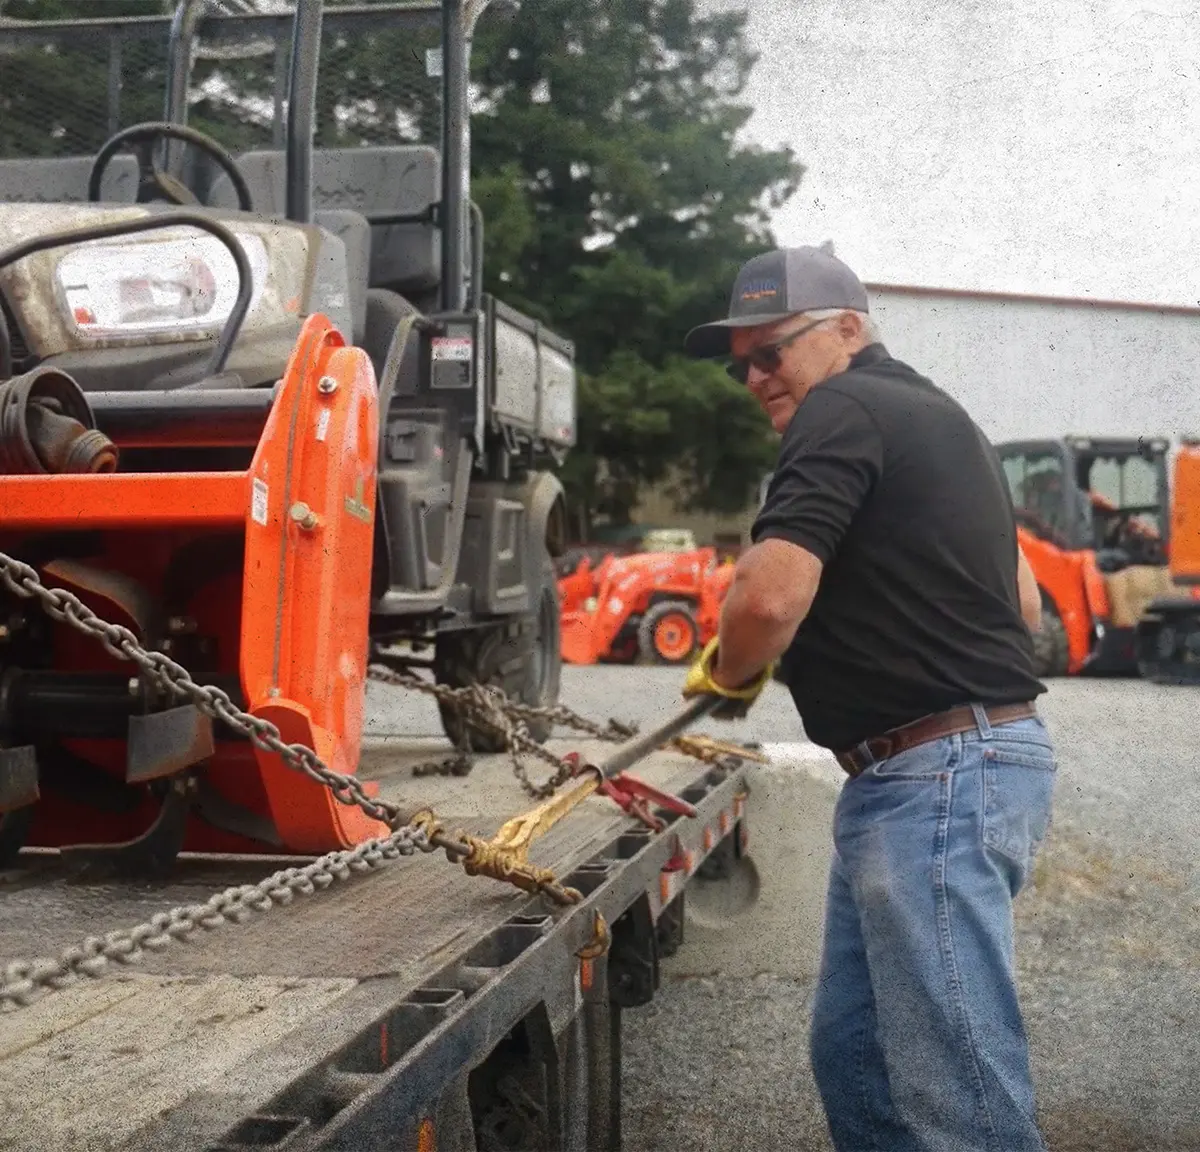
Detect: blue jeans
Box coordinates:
(810, 706, 1056, 1152)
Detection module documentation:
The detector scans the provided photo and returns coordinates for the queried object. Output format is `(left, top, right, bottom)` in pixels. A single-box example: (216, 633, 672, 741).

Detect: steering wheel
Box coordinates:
(1105, 505, 1165, 560)
(88, 121, 254, 213)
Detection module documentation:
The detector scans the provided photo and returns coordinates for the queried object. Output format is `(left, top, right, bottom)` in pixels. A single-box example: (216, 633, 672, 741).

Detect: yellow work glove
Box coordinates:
(682, 637, 775, 720)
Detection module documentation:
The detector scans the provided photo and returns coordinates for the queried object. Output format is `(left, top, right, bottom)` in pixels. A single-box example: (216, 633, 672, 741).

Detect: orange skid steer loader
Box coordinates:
(995, 435, 1200, 676)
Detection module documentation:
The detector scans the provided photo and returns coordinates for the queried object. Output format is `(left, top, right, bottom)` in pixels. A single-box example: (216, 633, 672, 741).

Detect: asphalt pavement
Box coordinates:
(366, 666, 1200, 1152)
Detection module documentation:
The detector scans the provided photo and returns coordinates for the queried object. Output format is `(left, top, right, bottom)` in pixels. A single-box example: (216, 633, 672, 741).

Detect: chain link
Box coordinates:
(367, 664, 631, 800)
(366, 664, 749, 791)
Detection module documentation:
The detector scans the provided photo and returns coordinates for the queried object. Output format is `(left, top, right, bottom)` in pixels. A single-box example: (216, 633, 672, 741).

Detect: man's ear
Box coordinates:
(835, 309, 865, 342)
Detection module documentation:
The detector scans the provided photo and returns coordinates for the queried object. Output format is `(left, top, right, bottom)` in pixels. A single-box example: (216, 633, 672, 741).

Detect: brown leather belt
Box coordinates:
(833, 701, 1038, 778)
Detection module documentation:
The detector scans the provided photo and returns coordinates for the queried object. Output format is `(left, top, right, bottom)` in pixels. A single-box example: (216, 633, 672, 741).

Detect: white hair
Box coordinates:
(802, 307, 881, 344)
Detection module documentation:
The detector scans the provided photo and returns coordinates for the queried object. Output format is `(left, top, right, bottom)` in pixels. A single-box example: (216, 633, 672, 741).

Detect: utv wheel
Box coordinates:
(637, 600, 700, 664)
(1031, 593, 1069, 678)
(434, 549, 562, 753)
(0, 807, 34, 869)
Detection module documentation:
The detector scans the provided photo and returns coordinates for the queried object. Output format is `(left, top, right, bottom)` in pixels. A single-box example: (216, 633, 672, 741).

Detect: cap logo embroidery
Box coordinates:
(740, 279, 780, 302)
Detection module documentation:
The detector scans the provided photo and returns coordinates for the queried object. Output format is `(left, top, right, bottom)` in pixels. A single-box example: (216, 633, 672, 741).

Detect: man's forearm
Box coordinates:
(708, 539, 821, 688)
(712, 587, 803, 687)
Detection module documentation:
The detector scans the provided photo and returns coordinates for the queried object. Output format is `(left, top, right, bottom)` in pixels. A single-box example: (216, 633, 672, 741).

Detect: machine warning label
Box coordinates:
(252, 477, 269, 525)
(431, 336, 472, 362)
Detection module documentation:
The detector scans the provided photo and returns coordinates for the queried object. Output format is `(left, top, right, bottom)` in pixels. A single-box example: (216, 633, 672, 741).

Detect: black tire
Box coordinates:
(434, 549, 562, 753)
(0, 806, 34, 869)
(1032, 593, 1069, 678)
(1135, 606, 1200, 684)
(655, 893, 686, 958)
(637, 599, 700, 665)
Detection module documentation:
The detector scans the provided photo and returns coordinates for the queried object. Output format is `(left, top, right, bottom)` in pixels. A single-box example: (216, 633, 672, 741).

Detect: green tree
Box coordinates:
(0, 0, 170, 158)
(468, 0, 802, 532)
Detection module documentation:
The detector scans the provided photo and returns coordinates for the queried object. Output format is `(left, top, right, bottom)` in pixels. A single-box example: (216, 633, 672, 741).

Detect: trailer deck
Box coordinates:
(0, 737, 754, 1151)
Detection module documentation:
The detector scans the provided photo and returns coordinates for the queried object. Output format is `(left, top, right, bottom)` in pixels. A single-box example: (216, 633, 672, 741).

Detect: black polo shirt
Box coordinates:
(752, 342, 1045, 750)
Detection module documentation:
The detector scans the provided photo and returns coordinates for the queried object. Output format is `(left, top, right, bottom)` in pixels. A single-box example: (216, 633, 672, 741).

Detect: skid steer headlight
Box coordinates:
(54, 232, 269, 340)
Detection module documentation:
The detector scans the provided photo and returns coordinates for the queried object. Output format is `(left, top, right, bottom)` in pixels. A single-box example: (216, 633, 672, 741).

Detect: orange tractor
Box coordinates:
(560, 547, 735, 665)
(995, 435, 1200, 677)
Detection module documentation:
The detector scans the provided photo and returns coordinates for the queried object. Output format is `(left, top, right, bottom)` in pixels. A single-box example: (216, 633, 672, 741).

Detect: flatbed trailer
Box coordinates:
(0, 2, 764, 1145)
(0, 733, 756, 1152)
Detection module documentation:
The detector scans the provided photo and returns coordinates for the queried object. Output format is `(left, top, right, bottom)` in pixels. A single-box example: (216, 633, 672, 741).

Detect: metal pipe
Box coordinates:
(593, 697, 724, 781)
(163, 0, 209, 175)
(89, 388, 276, 449)
(164, 0, 207, 127)
(4, 671, 245, 741)
(440, 0, 469, 312)
(0, 4, 440, 41)
(469, 199, 484, 310)
(285, 0, 324, 225)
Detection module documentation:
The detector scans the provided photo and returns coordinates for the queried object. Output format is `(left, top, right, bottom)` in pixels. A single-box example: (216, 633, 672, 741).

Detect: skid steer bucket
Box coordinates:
(0, 313, 390, 866)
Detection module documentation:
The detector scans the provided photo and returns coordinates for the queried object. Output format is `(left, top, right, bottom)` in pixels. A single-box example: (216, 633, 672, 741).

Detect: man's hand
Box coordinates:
(682, 637, 775, 720)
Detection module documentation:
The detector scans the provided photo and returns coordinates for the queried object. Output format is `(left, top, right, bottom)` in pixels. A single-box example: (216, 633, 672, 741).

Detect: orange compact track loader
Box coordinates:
(1134, 437, 1200, 682)
(561, 547, 734, 666)
(995, 435, 1200, 677)
(0, 0, 578, 872)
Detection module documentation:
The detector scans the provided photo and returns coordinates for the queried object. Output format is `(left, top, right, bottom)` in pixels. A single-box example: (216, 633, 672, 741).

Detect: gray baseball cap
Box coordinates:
(684, 246, 870, 359)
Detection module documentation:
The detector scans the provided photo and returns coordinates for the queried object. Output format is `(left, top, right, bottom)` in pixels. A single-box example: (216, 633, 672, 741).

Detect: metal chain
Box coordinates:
(370, 663, 750, 784)
(1, 825, 435, 1010)
(0, 552, 583, 1011)
(0, 549, 750, 1011)
(367, 664, 586, 800)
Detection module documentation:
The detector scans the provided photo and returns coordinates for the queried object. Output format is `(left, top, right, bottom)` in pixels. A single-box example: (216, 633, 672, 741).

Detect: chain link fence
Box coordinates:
(0, 0, 444, 162)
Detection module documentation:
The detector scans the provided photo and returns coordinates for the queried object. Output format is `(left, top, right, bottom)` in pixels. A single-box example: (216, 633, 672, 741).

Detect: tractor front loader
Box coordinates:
(560, 547, 733, 666)
(0, 0, 577, 872)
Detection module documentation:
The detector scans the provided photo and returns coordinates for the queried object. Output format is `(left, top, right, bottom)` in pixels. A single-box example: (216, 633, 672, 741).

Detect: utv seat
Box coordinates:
(208, 146, 442, 298)
(0, 155, 140, 204)
(208, 146, 441, 372)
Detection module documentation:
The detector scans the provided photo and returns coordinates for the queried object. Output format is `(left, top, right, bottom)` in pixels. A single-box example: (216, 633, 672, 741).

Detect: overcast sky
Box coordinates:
(700, 0, 1200, 309)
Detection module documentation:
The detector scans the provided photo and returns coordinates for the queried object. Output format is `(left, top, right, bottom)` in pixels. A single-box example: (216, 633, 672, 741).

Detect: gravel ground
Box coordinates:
(368, 666, 1200, 1151)
(620, 820, 1200, 1152)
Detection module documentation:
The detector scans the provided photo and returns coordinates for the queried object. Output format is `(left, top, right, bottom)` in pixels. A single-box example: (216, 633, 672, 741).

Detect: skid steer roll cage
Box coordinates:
(1, 0, 486, 316)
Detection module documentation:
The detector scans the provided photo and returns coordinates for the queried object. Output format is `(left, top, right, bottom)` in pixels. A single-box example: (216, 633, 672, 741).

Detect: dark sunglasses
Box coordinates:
(725, 316, 831, 384)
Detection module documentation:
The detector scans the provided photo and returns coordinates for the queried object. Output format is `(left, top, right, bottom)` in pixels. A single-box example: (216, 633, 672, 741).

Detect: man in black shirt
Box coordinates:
(681, 246, 1056, 1152)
